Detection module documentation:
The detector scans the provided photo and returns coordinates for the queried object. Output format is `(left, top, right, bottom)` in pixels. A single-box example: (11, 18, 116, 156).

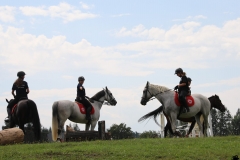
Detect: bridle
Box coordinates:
(141, 83, 171, 103)
(103, 87, 116, 105)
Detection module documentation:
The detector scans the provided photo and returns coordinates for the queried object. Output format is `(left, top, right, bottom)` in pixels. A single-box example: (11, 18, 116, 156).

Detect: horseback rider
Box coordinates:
(75, 76, 92, 121)
(6, 71, 29, 122)
(174, 68, 190, 113)
(187, 77, 192, 95)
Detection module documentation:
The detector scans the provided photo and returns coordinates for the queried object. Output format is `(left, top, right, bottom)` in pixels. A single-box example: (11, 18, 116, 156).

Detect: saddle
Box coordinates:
(11, 98, 28, 114)
(75, 102, 95, 114)
(174, 92, 195, 107)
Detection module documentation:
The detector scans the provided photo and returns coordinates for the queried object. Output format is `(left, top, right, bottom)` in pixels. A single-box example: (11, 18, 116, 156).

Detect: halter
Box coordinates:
(141, 83, 171, 103)
(104, 87, 116, 105)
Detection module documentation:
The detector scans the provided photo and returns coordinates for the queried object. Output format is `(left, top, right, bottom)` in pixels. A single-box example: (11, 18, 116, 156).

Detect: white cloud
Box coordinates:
(0, 6, 16, 22)
(79, 2, 94, 10)
(172, 15, 207, 22)
(111, 13, 130, 17)
(1, 18, 240, 78)
(19, 2, 98, 22)
(62, 75, 74, 80)
(195, 77, 240, 88)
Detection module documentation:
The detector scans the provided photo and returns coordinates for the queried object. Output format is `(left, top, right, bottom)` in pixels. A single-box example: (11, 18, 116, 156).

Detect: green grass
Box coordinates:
(0, 136, 239, 160)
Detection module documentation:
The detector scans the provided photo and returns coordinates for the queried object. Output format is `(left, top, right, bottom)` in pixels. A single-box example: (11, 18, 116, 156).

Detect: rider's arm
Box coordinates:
(11, 90, 16, 98)
(26, 88, 30, 94)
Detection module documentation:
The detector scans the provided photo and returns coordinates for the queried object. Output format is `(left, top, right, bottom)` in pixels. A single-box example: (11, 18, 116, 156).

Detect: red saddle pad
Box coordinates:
(174, 92, 195, 107)
(75, 102, 95, 114)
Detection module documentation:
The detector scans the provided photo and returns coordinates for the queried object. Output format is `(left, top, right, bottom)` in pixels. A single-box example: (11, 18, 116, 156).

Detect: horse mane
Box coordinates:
(91, 90, 105, 100)
(149, 84, 170, 93)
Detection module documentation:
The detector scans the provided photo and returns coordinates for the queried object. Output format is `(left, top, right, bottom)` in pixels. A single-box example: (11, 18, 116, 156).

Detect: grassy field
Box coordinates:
(0, 136, 239, 160)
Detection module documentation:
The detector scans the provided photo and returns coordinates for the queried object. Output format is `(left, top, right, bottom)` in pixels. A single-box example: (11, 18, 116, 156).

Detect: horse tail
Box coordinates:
(52, 101, 59, 141)
(27, 100, 41, 141)
(138, 105, 164, 126)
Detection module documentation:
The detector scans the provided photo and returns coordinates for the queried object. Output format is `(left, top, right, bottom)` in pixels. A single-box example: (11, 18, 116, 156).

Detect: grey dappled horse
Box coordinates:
(139, 95, 226, 137)
(140, 81, 211, 137)
(52, 87, 117, 141)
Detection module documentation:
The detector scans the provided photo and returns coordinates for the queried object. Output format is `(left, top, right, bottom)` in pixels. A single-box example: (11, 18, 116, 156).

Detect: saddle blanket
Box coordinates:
(11, 104, 18, 114)
(75, 102, 95, 114)
(174, 92, 195, 107)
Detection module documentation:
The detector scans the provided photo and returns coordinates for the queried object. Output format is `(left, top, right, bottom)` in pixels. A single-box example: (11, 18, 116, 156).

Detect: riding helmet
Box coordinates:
(17, 71, 26, 77)
(78, 76, 85, 81)
(174, 68, 183, 74)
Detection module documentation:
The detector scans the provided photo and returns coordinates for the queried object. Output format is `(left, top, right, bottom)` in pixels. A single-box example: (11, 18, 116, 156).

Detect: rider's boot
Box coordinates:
(85, 107, 91, 121)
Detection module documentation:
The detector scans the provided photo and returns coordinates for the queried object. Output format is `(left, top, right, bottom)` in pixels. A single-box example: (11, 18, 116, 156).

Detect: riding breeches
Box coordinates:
(76, 97, 92, 109)
(178, 90, 188, 107)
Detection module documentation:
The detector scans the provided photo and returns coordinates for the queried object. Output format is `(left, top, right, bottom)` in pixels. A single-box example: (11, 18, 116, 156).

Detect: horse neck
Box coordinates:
(149, 86, 172, 103)
(93, 96, 105, 110)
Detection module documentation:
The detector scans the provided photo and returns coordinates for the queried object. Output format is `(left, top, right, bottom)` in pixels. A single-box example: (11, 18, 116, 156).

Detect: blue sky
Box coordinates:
(0, 1, 240, 132)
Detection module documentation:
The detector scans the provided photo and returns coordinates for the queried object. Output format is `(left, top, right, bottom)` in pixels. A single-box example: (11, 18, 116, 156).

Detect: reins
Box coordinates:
(142, 83, 172, 102)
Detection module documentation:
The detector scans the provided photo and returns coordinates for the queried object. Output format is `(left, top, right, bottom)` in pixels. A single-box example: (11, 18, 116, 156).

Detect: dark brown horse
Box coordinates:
(138, 95, 226, 137)
(5, 99, 41, 141)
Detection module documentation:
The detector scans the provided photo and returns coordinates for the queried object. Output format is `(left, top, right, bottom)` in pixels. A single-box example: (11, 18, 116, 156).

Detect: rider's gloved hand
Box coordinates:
(174, 85, 178, 90)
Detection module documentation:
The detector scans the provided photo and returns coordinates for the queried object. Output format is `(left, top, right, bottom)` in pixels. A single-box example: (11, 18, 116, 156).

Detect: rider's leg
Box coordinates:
(81, 99, 92, 121)
(179, 91, 190, 112)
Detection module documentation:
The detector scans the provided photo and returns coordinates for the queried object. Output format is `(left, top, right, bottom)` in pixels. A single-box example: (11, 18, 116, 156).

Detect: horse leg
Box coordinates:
(202, 114, 209, 137)
(170, 113, 177, 136)
(187, 121, 196, 137)
(90, 120, 97, 131)
(164, 123, 169, 138)
(195, 114, 203, 137)
(85, 122, 91, 131)
(57, 119, 66, 142)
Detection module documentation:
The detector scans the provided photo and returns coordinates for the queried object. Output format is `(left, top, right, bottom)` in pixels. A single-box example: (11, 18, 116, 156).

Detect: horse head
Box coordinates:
(103, 86, 117, 106)
(140, 81, 152, 105)
(209, 95, 226, 112)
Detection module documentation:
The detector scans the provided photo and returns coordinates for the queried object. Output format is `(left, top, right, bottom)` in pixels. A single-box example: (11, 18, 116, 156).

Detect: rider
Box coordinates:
(187, 77, 192, 95)
(75, 76, 92, 121)
(174, 68, 190, 113)
(6, 71, 29, 121)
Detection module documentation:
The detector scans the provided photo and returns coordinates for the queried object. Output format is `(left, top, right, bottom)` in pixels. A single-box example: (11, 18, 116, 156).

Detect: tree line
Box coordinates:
(2, 107, 240, 141)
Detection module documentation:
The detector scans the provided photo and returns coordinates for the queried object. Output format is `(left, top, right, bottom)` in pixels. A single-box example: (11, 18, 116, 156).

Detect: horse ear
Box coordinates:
(106, 86, 108, 90)
(6, 99, 9, 103)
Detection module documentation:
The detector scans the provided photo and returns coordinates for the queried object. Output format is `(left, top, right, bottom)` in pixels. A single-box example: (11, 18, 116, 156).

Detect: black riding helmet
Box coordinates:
(17, 71, 26, 77)
(174, 68, 183, 74)
(78, 76, 85, 81)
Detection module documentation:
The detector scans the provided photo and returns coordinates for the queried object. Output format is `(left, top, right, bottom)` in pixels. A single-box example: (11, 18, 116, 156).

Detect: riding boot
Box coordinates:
(85, 107, 91, 121)
(179, 106, 187, 114)
(183, 99, 190, 112)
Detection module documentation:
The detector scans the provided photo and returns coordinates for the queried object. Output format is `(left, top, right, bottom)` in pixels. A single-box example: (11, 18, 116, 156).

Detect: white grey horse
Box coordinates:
(52, 87, 117, 141)
(140, 81, 211, 137)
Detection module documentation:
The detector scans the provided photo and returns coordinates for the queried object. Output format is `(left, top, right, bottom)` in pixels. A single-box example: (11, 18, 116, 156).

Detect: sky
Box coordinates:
(0, 1, 240, 133)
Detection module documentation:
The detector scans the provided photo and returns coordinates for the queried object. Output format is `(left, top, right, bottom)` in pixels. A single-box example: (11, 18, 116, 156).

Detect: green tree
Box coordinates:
(211, 108, 232, 136)
(139, 130, 159, 138)
(107, 123, 134, 139)
(41, 127, 49, 142)
(211, 109, 219, 136)
(232, 108, 240, 135)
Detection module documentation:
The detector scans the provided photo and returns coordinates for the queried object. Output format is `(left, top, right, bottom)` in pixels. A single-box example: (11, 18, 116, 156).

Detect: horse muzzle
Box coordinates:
(110, 99, 117, 106)
(140, 99, 147, 105)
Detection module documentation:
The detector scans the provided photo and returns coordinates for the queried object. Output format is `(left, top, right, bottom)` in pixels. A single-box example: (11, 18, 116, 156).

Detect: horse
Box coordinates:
(140, 81, 211, 137)
(52, 87, 117, 141)
(4, 99, 41, 141)
(139, 95, 226, 137)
